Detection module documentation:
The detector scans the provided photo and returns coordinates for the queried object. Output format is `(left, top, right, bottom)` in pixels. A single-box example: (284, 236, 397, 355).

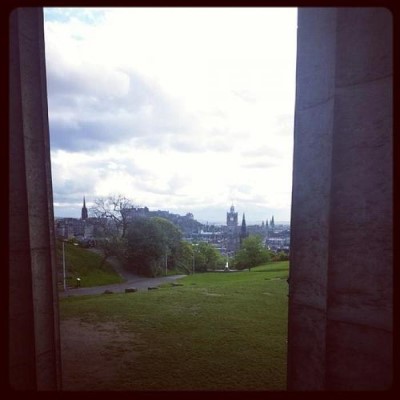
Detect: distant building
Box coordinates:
(265, 220, 291, 253)
(226, 205, 239, 255)
(55, 218, 84, 239)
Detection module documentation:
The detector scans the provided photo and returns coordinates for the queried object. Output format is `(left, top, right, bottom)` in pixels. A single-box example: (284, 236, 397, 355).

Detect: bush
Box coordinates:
(233, 235, 271, 271)
(271, 251, 289, 262)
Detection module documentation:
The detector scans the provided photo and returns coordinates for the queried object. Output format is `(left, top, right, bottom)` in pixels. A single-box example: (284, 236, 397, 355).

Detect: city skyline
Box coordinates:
(57, 196, 289, 226)
(44, 8, 297, 224)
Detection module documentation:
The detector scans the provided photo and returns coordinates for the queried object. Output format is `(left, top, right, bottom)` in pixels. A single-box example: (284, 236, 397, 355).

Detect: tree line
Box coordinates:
(89, 195, 287, 277)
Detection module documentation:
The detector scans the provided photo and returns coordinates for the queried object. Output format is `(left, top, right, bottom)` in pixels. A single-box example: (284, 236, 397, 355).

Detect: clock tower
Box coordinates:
(226, 205, 238, 232)
(226, 205, 239, 254)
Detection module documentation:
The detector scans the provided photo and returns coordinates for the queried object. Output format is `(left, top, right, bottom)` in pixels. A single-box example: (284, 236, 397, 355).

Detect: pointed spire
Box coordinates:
(240, 212, 247, 244)
(81, 195, 88, 220)
(241, 213, 247, 235)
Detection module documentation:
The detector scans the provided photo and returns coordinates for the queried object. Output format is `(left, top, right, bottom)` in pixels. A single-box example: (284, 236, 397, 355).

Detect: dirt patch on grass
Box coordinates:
(60, 318, 139, 390)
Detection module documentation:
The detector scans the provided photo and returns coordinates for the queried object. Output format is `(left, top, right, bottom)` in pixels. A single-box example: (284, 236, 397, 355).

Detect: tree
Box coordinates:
(124, 217, 183, 277)
(90, 194, 136, 239)
(89, 195, 138, 264)
(173, 241, 195, 275)
(193, 242, 224, 272)
(233, 235, 270, 271)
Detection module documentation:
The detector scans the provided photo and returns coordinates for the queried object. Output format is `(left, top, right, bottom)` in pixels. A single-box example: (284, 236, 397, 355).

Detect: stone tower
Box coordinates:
(226, 205, 239, 254)
(226, 205, 238, 232)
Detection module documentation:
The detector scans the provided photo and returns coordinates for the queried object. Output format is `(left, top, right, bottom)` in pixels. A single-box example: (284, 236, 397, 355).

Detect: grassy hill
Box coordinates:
(59, 261, 289, 390)
(56, 241, 124, 288)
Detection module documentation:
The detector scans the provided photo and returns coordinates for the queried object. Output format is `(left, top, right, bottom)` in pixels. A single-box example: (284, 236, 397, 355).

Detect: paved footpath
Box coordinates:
(59, 250, 186, 298)
(59, 274, 187, 298)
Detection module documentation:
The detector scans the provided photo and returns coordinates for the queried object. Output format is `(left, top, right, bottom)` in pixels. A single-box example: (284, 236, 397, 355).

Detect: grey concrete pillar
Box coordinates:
(9, 8, 62, 390)
(287, 8, 392, 390)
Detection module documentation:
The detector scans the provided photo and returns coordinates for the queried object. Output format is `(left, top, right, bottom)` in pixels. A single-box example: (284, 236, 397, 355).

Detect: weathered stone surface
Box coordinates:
(287, 7, 392, 390)
(9, 8, 61, 390)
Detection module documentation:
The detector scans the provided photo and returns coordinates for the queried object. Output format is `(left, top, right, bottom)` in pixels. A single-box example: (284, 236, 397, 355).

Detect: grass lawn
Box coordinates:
(60, 261, 289, 390)
(56, 241, 124, 288)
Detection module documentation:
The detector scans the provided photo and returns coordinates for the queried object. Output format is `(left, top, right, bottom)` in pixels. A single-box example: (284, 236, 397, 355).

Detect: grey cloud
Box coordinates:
(51, 153, 145, 205)
(46, 57, 191, 152)
(46, 44, 234, 155)
(232, 89, 257, 103)
(168, 137, 201, 153)
(241, 145, 282, 158)
(145, 128, 235, 154)
(134, 180, 183, 197)
(46, 40, 239, 156)
(52, 178, 96, 205)
(132, 170, 189, 197)
(168, 174, 189, 194)
(241, 160, 277, 169)
(207, 138, 234, 152)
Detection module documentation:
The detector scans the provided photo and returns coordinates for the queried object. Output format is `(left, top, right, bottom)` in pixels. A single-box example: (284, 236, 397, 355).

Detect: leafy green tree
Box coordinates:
(233, 235, 270, 271)
(193, 242, 224, 272)
(125, 217, 183, 277)
(172, 241, 195, 274)
(96, 237, 127, 267)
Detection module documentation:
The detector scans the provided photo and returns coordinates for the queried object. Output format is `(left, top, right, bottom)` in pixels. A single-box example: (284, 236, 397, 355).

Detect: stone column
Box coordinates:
(287, 8, 392, 390)
(9, 8, 62, 390)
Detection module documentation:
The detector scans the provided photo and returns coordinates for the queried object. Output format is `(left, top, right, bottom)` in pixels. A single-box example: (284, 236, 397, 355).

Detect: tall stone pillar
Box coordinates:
(287, 8, 392, 390)
(9, 8, 62, 390)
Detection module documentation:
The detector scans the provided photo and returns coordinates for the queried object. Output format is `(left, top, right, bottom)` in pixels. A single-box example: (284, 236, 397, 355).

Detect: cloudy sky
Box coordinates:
(44, 7, 297, 224)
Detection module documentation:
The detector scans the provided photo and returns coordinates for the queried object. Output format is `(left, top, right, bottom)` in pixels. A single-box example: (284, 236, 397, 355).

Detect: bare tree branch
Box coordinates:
(89, 194, 138, 239)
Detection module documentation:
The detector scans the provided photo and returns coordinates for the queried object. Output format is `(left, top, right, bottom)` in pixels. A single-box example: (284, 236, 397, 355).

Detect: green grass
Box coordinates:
(56, 241, 124, 288)
(60, 261, 289, 390)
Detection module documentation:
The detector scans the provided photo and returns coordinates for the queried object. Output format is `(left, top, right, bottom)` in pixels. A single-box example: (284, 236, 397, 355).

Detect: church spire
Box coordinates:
(240, 213, 248, 244)
(81, 196, 88, 220)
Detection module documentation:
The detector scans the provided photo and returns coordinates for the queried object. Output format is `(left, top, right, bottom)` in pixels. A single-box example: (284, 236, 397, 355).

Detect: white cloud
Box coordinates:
(45, 7, 297, 222)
